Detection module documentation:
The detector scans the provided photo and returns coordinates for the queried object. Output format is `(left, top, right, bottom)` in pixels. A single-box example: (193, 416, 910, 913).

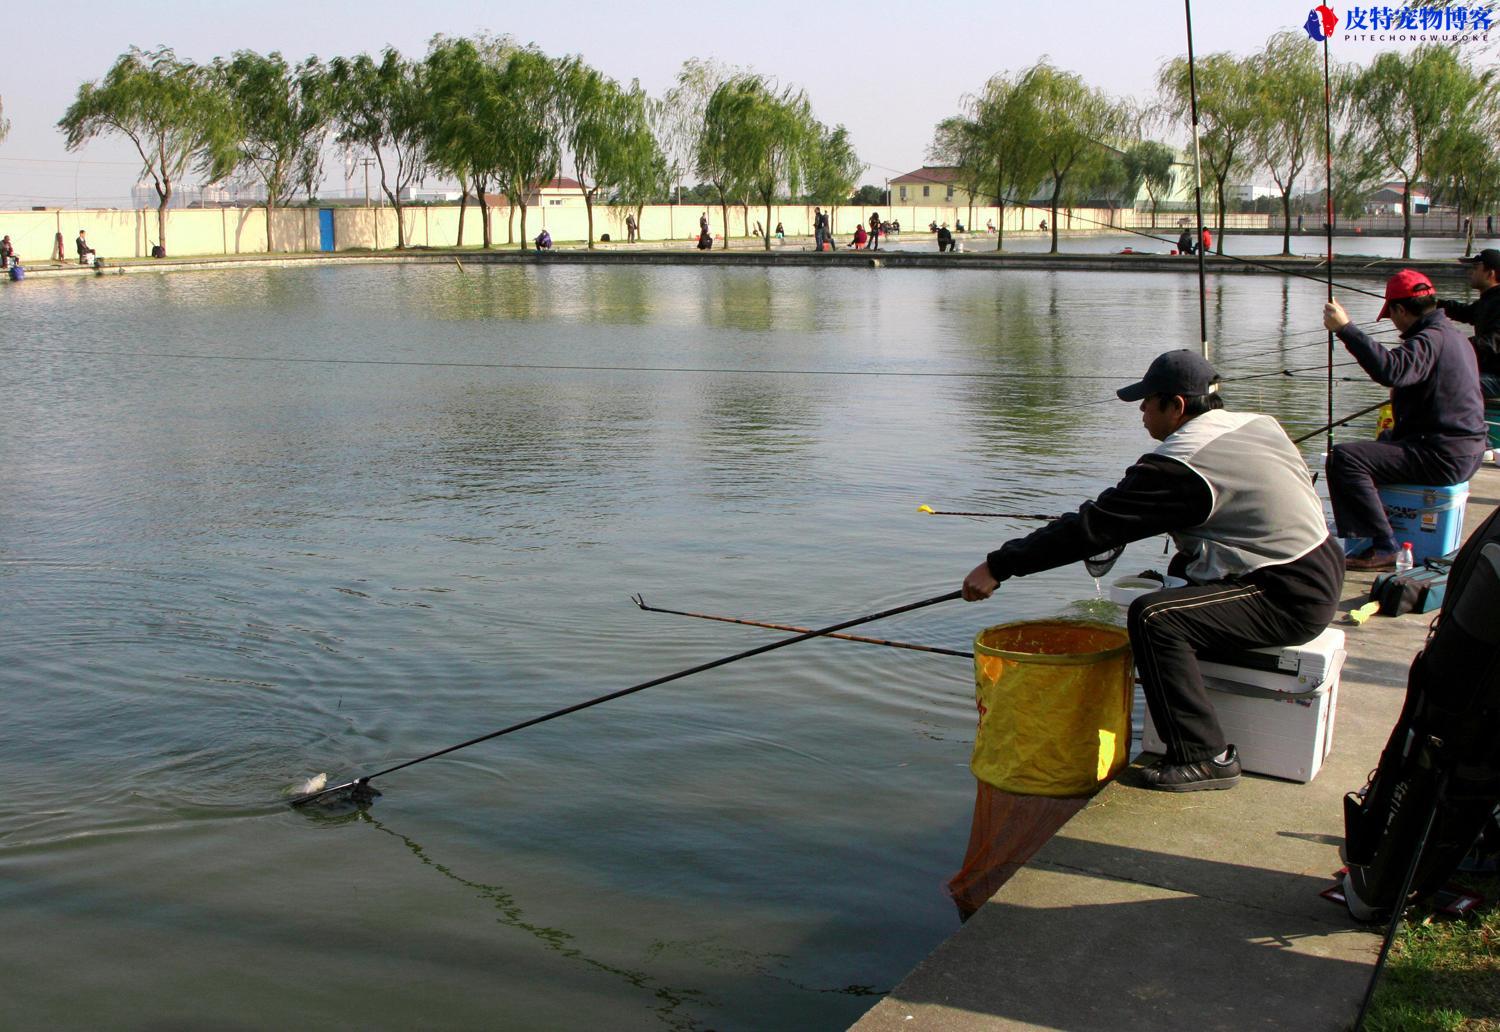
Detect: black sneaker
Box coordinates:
(1141, 746, 1242, 792)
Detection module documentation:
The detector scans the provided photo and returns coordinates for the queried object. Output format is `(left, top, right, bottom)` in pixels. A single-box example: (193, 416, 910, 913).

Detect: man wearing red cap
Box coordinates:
(1323, 269, 1487, 571)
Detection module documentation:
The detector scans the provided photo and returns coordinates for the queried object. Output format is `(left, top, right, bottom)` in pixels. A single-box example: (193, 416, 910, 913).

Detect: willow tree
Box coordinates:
(1248, 32, 1324, 255)
(329, 50, 430, 249)
(664, 59, 739, 206)
(1428, 112, 1500, 255)
(701, 76, 815, 252)
(929, 113, 987, 236)
(1123, 141, 1176, 230)
(212, 51, 331, 252)
(495, 48, 561, 251)
(58, 47, 225, 256)
(966, 70, 1047, 251)
(1158, 52, 1255, 253)
(556, 60, 658, 248)
(1351, 45, 1483, 259)
(1026, 61, 1121, 254)
(803, 123, 864, 239)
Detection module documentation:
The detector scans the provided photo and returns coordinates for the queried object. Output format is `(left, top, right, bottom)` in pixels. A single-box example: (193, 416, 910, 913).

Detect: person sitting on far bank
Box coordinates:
(851, 224, 868, 249)
(0, 234, 14, 269)
(936, 224, 955, 253)
(775, 221, 785, 242)
(1177, 227, 1193, 255)
(76, 230, 96, 265)
(962, 351, 1344, 791)
(1438, 248, 1500, 399)
(1323, 269, 1487, 570)
(535, 229, 552, 250)
(955, 218, 965, 233)
(1039, 218, 1048, 233)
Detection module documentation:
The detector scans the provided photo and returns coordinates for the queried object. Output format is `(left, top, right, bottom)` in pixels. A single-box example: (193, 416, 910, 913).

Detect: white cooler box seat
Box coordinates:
(1140, 627, 1347, 783)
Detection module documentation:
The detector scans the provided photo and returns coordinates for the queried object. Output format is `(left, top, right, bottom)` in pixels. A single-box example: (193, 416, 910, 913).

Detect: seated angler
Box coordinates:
(1323, 270, 1487, 571)
(961, 351, 1344, 791)
(1438, 248, 1500, 400)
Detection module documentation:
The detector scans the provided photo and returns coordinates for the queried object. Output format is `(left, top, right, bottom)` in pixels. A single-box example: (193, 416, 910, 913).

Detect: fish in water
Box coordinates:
(290, 773, 328, 796)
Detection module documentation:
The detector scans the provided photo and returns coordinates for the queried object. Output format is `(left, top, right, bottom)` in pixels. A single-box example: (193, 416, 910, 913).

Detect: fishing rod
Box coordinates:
(1323, 29, 1338, 457)
(289, 588, 963, 807)
(1185, 0, 1209, 357)
(630, 595, 973, 659)
(918, 505, 1061, 520)
(1291, 399, 1387, 444)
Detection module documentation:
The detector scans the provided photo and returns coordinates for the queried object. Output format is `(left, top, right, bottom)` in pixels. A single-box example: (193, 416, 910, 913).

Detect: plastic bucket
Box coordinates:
(971, 620, 1134, 797)
(1108, 575, 1187, 604)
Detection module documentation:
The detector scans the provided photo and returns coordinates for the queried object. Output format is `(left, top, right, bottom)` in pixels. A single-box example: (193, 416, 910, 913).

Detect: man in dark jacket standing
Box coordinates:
(961, 351, 1344, 792)
(1324, 269, 1487, 570)
(1439, 248, 1500, 399)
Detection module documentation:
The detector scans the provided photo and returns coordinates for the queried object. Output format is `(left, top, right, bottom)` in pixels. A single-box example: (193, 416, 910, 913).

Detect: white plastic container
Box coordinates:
(1108, 575, 1187, 605)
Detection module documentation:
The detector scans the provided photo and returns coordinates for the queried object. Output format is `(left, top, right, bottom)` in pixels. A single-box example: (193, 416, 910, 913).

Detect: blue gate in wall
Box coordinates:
(318, 209, 335, 252)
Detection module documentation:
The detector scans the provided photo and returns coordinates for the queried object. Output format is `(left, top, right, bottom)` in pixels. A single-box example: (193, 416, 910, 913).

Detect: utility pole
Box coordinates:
(360, 157, 376, 208)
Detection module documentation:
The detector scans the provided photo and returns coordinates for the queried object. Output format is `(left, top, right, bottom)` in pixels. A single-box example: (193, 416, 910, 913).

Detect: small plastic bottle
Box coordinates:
(1394, 542, 1414, 574)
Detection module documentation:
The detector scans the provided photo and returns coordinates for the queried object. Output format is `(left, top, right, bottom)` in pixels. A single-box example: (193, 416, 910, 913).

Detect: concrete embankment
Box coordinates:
(2, 244, 1476, 287)
(850, 463, 1500, 1032)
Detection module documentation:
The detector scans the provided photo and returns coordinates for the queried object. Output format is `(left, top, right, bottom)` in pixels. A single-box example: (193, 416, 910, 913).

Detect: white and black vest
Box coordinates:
(1153, 410, 1330, 584)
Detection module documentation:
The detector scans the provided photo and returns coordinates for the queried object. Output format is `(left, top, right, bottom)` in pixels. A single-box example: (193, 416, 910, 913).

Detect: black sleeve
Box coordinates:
(985, 455, 1214, 582)
(1439, 298, 1477, 324)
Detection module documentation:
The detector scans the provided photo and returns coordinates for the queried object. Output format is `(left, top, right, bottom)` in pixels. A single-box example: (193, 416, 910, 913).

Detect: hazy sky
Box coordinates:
(0, 0, 1442, 208)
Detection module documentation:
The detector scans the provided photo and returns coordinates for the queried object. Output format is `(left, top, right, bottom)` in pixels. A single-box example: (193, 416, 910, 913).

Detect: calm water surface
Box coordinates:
(0, 262, 1412, 1029)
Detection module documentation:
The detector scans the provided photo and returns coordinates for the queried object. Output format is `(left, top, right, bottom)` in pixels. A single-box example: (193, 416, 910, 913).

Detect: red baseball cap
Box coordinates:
(1377, 268, 1436, 320)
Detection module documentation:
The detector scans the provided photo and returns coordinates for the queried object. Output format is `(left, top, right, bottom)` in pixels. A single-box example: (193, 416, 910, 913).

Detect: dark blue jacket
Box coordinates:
(1336, 309, 1486, 446)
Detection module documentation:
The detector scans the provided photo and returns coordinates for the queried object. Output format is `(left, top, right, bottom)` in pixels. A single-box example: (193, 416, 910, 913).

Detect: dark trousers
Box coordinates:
(869, 228, 879, 250)
(1327, 438, 1483, 550)
(1129, 583, 1325, 764)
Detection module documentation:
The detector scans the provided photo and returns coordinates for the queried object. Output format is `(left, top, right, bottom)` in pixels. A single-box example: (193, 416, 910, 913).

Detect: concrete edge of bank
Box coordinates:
(3, 246, 1475, 285)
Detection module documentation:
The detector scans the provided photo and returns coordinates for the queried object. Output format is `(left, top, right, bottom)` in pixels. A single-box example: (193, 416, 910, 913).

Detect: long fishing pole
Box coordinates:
(1291, 399, 1386, 444)
(918, 505, 1061, 520)
(1185, 0, 1209, 357)
(630, 595, 973, 659)
(289, 588, 963, 807)
(1323, 31, 1337, 458)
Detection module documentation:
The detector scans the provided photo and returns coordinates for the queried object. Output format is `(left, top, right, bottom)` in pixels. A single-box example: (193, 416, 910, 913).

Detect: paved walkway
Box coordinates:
(852, 464, 1499, 1032)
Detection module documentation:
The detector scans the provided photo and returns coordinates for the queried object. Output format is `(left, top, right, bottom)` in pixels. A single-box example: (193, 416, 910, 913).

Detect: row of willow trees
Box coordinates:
(935, 32, 1500, 258)
(56, 41, 864, 254)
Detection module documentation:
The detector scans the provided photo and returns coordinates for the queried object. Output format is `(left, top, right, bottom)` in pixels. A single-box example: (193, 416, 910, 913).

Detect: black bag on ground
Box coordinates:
(1341, 509, 1500, 921)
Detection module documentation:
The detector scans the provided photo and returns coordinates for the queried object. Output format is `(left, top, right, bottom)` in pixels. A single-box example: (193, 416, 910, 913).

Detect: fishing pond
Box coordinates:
(0, 262, 1402, 1029)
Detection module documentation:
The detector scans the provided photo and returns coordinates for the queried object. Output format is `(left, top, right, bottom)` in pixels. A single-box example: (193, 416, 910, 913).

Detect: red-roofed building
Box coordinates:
(890, 166, 969, 206)
(482, 177, 587, 208)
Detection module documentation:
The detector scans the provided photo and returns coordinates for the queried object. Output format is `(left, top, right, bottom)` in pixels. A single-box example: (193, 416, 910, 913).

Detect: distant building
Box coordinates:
(131, 180, 235, 209)
(891, 167, 969, 206)
(1366, 182, 1430, 215)
(482, 177, 587, 208)
(399, 187, 464, 203)
(1227, 184, 1277, 203)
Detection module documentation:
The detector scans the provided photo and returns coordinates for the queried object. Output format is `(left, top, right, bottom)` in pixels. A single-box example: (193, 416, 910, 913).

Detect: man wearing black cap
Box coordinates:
(1439, 248, 1500, 399)
(1324, 269, 1487, 570)
(961, 351, 1345, 791)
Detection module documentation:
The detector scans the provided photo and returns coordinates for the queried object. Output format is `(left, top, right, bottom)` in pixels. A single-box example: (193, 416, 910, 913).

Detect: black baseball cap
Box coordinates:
(1459, 248, 1500, 273)
(1116, 349, 1221, 402)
